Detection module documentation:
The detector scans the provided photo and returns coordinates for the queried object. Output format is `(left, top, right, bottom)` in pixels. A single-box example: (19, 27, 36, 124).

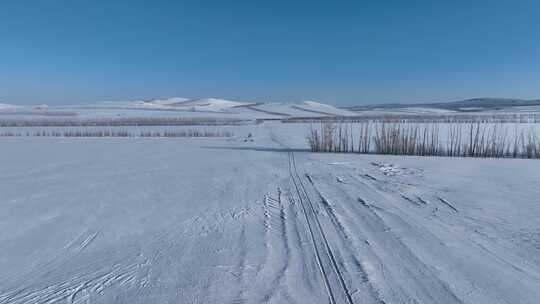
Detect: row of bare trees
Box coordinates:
(138, 130, 233, 137)
(289, 112, 540, 124)
(0, 129, 233, 138)
(307, 122, 540, 159)
(0, 117, 249, 127)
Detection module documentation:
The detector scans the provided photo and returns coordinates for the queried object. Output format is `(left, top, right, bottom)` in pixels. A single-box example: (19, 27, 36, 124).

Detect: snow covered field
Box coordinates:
(1, 117, 539, 304)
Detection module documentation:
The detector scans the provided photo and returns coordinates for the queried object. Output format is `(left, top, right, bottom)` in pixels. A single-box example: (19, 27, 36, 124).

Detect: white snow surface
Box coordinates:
(243, 102, 357, 118)
(62, 98, 255, 115)
(175, 98, 253, 108)
(1, 121, 539, 304)
(144, 97, 256, 112)
(299, 100, 358, 116)
(0, 98, 362, 121)
(0, 103, 21, 110)
(5, 98, 540, 122)
(390, 107, 458, 114)
(146, 97, 191, 105)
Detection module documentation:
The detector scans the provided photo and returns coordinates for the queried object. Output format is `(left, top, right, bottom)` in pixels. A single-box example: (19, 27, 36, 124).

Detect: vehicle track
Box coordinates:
(288, 152, 354, 304)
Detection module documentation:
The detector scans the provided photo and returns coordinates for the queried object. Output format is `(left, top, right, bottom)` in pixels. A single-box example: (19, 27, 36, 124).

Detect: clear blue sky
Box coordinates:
(1, 0, 539, 106)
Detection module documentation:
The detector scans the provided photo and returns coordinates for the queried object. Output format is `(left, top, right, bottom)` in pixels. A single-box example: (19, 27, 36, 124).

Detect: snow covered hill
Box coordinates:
(246, 101, 357, 117)
(346, 98, 540, 113)
(167, 98, 255, 111)
(0, 103, 21, 110)
(0, 98, 361, 120)
(146, 97, 191, 106)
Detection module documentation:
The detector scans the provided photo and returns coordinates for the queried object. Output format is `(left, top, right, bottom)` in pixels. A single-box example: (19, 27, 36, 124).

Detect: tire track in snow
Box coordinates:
(271, 187, 295, 303)
(284, 188, 318, 294)
(288, 152, 354, 304)
(269, 129, 352, 303)
(305, 175, 385, 304)
(255, 193, 272, 278)
(232, 225, 248, 304)
(258, 188, 296, 303)
(334, 169, 465, 303)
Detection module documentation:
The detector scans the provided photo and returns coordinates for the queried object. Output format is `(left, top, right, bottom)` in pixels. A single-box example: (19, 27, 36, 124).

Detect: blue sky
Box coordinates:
(1, 0, 539, 106)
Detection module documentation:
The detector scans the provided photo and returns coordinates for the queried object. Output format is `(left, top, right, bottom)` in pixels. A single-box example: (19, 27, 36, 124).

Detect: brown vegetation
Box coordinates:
(307, 122, 540, 159)
(0, 129, 233, 138)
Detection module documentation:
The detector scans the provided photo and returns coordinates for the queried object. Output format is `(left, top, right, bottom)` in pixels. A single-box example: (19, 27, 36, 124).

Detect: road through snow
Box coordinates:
(1, 123, 539, 303)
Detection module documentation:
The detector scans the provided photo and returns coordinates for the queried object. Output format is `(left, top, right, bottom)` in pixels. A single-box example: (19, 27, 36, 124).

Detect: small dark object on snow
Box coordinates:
(244, 132, 254, 142)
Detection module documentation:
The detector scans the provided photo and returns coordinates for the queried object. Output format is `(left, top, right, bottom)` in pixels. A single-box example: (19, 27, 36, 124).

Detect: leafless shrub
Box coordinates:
(139, 130, 233, 138)
(307, 122, 540, 159)
(29, 130, 130, 137)
(307, 122, 336, 152)
(0, 129, 233, 138)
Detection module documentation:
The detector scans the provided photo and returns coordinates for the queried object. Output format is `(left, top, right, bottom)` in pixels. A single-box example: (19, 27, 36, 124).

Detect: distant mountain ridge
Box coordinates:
(5, 97, 540, 114)
(345, 98, 540, 112)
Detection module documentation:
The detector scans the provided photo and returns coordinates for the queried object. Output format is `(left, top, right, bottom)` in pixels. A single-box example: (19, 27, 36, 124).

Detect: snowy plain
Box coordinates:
(1, 100, 540, 304)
